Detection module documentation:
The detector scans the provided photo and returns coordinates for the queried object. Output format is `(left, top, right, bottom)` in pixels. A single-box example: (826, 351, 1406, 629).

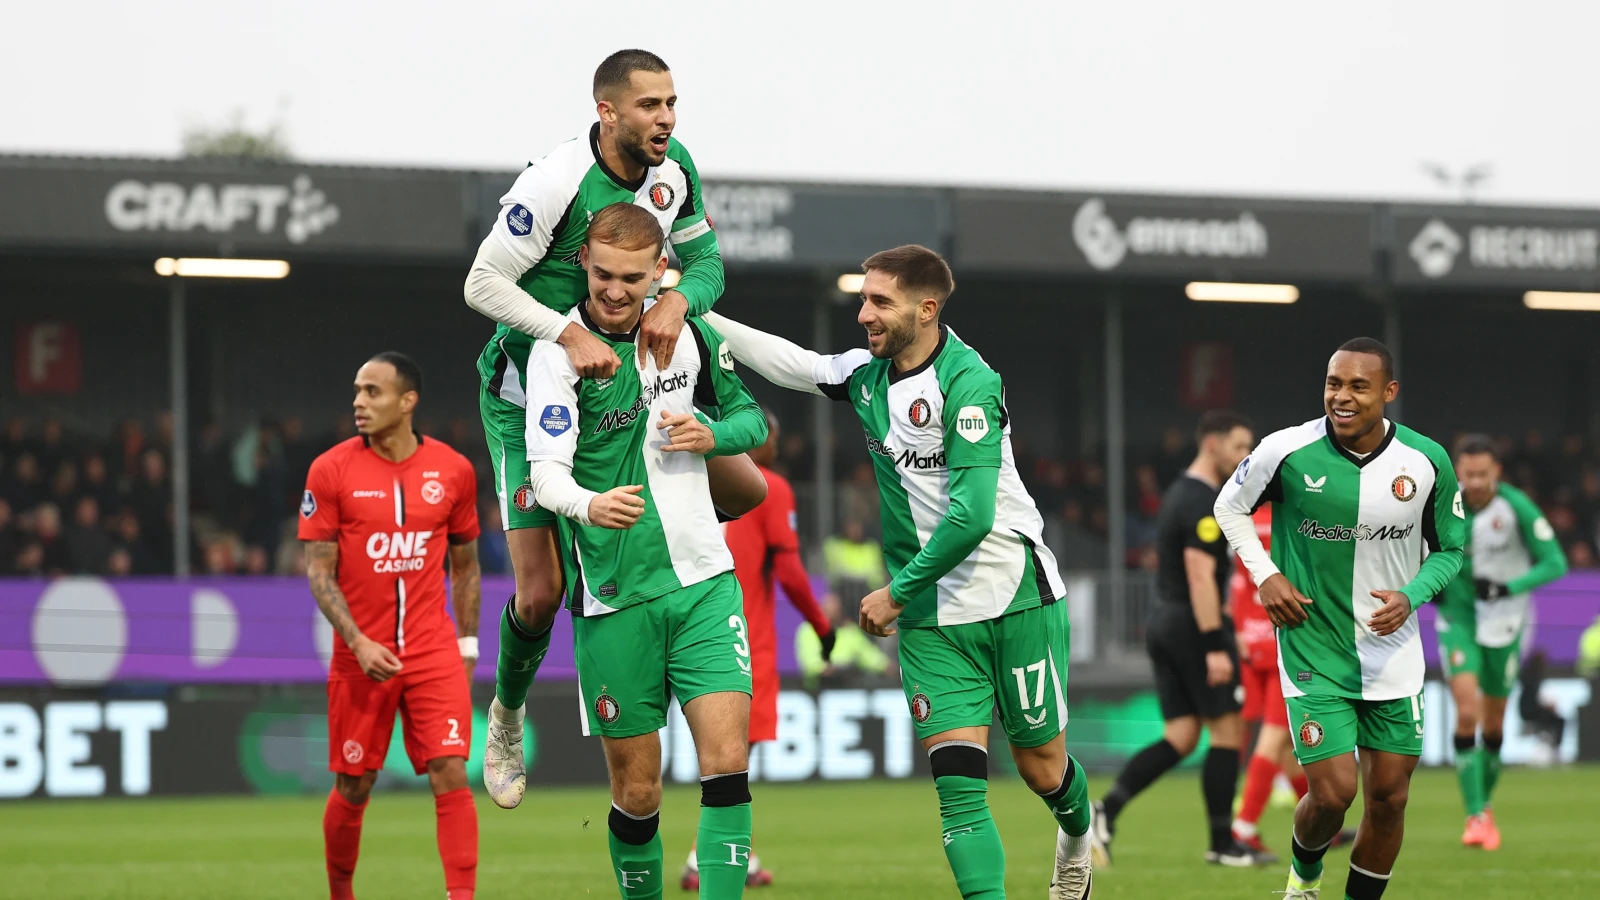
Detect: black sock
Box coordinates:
(1291, 831, 1332, 881)
(1453, 733, 1476, 753)
(1103, 739, 1183, 826)
(1345, 864, 1391, 900)
(1483, 732, 1503, 753)
(1202, 746, 1241, 851)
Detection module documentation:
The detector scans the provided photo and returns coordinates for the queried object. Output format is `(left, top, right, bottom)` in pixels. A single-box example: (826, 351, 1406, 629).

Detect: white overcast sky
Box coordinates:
(3, 0, 1593, 205)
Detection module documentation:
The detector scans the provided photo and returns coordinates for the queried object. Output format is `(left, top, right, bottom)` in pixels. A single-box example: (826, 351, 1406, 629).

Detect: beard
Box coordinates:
(618, 123, 666, 170)
(872, 318, 918, 359)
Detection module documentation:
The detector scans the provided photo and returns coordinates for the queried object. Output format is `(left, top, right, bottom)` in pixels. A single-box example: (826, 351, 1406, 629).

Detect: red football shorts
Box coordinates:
(1239, 659, 1288, 728)
(327, 659, 472, 775)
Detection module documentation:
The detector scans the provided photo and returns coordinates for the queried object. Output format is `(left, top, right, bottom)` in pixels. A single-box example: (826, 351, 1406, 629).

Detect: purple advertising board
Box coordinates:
(0, 575, 823, 686)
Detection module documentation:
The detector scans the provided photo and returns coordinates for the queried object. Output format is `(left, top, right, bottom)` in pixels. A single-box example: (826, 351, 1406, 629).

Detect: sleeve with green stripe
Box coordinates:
(1504, 485, 1568, 594)
(687, 317, 767, 458)
(665, 141, 724, 316)
(1400, 441, 1466, 608)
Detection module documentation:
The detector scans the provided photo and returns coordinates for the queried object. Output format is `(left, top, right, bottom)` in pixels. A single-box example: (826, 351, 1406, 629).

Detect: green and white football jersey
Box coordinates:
(810, 326, 1064, 629)
(1216, 417, 1465, 700)
(523, 303, 765, 617)
(476, 124, 720, 407)
(1438, 482, 1565, 648)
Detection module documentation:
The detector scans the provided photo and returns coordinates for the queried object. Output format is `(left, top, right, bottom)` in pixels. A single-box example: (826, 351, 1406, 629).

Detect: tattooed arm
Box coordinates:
(449, 539, 482, 680)
(304, 540, 401, 681)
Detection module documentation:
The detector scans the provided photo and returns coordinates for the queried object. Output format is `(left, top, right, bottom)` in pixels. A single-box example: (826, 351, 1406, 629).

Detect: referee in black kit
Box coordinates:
(1090, 411, 1273, 868)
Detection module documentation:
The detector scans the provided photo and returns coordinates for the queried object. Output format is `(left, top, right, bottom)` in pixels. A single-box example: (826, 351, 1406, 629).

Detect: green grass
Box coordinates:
(5, 767, 1599, 898)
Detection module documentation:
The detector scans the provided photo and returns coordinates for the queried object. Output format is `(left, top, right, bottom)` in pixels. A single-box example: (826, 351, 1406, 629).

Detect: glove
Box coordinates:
(1474, 578, 1510, 601)
(819, 627, 838, 663)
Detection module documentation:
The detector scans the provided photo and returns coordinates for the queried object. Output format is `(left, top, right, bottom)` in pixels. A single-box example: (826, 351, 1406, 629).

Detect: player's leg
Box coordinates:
(1235, 661, 1291, 852)
(400, 669, 479, 900)
(1441, 625, 1487, 839)
(324, 675, 400, 900)
(901, 621, 1006, 899)
(667, 574, 757, 899)
(995, 602, 1091, 900)
(705, 454, 767, 519)
(1475, 636, 1520, 851)
(1342, 748, 1420, 900)
(577, 599, 672, 900)
(1281, 694, 1360, 898)
(1192, 628, 1250, 864)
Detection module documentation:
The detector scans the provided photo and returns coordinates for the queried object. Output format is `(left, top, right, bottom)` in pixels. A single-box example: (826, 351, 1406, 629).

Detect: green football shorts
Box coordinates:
(1437, 615, 1523, 699)
(480, 382, 556, 530)
(897, 600, 1070, 749)
(1286, 691, 1424, 765)
(574, 571, 752, 739)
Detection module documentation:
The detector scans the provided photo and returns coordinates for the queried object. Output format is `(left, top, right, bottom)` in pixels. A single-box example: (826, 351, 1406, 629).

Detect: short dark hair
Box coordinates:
(369, 351, 423, 395)
(1335, 337, 1395, 382)
(861, 245, 955, 307)
(1455, 433, 1497, 461)
(587, 202, 665, 257)
(1196, 409, 1253, 444)
(593, 49, 669, 101)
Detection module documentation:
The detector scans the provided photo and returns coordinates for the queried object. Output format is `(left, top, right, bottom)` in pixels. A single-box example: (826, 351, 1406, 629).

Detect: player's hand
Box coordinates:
(639, 290, 688, 370)
(1367, 590, 1413, 636)
(1205, 650, 1234, 686)
(658, 411, 716, 455)
(1259, 574, 1313, 628)
(1474, 578, 1511, 601)
(351, 635, 402, 682)
(819, 627, 838, 663)
(859, 586, 902, 637)
(558, 322, 621, 378)
(589, 484, 646, 529)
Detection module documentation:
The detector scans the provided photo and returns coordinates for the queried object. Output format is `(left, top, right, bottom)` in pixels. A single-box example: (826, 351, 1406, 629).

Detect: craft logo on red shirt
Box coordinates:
(365, 530, 434, 573)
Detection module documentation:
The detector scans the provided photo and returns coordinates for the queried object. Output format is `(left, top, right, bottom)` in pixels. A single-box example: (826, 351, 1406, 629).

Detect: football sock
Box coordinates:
(323, 789, 367, 900)
(1482, 732, 1504, 806)
(1454, 735, 1486, 816)
(930, 742, 1005, 899)
(1236, 753, 1278, 829)
(1203, 746, 1241, 852)
(1291, 830, 1331, 883)
(1102, 738, 1182, 827)
(494, 596, 552, 709)
(1344, 863, 1391, 900)
(608, 804, 664, 900)
(697, 772, 753, 900)
(1037, 754, 1092, 855)
(434, 788, 478, 899)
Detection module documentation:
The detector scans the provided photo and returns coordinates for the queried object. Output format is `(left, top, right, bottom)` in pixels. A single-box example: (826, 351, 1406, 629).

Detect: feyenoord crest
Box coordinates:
(1298, 720, 1325, 749)
(1452, 649, 1467, 668)
(1391, 474, 1418, 502)
(911, 692, 932, 723)
(595, 693, 621, 724)
(908, 398, 932, 427)
(513, 482, 537, 513)
(649, 181, 675, 211)
(421, 479, 445, 505)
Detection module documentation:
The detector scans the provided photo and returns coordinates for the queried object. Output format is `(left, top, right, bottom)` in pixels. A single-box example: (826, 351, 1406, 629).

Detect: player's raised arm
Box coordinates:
(662, 141, 722, 316)
(701, 311, 871, 399)
(678, 318, 768, 458)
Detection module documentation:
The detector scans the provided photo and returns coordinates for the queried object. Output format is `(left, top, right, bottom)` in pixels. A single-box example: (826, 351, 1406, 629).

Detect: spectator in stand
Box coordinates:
(203, 535, 239, 575)
(243, 544, 271, 576)
(1152, 426, 1190, 488)
(778, 431, 812, 483)
(129, 447, 173, 565)
(49, 459, 80, 510)
(1567, 541, 1596, 570)
(1074, 460, 1108, 513)
(0, 498, 16, 575)
(106, 546, 133, 577)
(32, 502, 73, 575)
(5, 452, 47, 513)
(14, 540, 45, 577)
(1056, 498, 1109, 570)
(822, 518, 888, 619)
(1576, 468, 1600, 548)
(36, 418, 71, 476)
(1, 417, 27, 462)
(65, 495, 112, 574)
(112, 418, 148, 481)
(796, 592, 891, 689)
(79, 453, 119, 514)
(113, 509, 158, 575)
(478, 502, 510, 575)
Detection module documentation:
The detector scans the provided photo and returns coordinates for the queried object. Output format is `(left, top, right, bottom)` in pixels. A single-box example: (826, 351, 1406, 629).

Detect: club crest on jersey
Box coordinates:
(513, 481, 538, 513)
(908, 398, 932, 427)
(506, 204, 534, 236)
(1389, 474, 1417, 501)
(1298, 720, 1324, 748)
(595, 693, 621, 724)
(649, 181, 675, 211)
(421, 479, 445, 505)
(911, 692, 932, 723)
(300, 489, 317, 519)
(540, 405, 572, 436)
(343, 740, 364, 764)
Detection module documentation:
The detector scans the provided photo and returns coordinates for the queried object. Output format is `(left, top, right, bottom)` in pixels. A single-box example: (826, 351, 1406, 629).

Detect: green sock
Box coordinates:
(607, 808, 663, 900)
(1291, 832, 1327, 883)
(494, 598, 552, 709)
(696, 803, 753, 899)
(936, 775, 1007, 899)
(1040, 754, 1092, 837)
(1482, 741, 1503, 806)
(1454, 743, 1486, 816)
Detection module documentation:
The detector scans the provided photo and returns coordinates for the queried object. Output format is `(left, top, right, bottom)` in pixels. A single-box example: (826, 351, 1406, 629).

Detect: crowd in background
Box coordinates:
(4, 413, 1600, 578)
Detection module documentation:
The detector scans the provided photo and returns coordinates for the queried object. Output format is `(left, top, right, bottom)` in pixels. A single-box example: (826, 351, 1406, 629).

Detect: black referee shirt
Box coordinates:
(1154, 473, 1232, 608)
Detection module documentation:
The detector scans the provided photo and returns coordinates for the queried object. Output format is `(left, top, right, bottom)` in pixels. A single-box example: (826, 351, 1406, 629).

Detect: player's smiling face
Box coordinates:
(351, 360, 414, 437)
(581, 239, 667, 333)
(611, 70, 677, 169)
(857, 270, 924, 360)
(1323, 350, 1398, 449)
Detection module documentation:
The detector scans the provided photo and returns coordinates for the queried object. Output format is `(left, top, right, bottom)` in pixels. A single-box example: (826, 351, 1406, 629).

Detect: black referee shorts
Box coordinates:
(1146, 605, 1242, 722)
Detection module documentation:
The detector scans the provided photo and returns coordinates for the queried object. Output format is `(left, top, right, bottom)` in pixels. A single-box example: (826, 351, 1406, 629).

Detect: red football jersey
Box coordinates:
(298, 435, 480, 677)
(1232, 505, 1276, 664)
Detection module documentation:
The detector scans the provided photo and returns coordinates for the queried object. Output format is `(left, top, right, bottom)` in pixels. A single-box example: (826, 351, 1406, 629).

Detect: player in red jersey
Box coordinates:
(681, 411, 835, 891)
(299, 352, 484, 900)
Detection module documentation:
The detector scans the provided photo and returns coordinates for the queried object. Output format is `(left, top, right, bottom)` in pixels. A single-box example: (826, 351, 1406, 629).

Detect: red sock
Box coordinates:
(1291, 773, 1309, 799)
(1237, 754, 1279, 827)
(434, 787, 478, 899)
(323, 789, 367, 900)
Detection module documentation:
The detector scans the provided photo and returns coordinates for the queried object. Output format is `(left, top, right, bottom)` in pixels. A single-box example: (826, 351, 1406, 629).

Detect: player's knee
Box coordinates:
(1011, 746, 1066, 794)
(1163, 722, 1200, 757)
(1308, 772, 1356, 812)
(336, 772, 376, 805)
(700, 770, 751, 808)
(426, 757, 468, 794)
(612, 779, 662, 817)
(1366, 781, 1410, 819)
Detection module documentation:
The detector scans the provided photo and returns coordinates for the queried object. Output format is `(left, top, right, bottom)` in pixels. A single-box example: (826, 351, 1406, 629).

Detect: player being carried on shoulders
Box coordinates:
(462, 48, 767, 808)
(705, 245, 1094, 900)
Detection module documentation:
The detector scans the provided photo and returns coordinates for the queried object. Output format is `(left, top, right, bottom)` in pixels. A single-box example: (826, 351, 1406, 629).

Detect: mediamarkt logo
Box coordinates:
(1071, 198, 1269, 271)
(104, 175, 340, 244)
(1298, 520, 1414, 542)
